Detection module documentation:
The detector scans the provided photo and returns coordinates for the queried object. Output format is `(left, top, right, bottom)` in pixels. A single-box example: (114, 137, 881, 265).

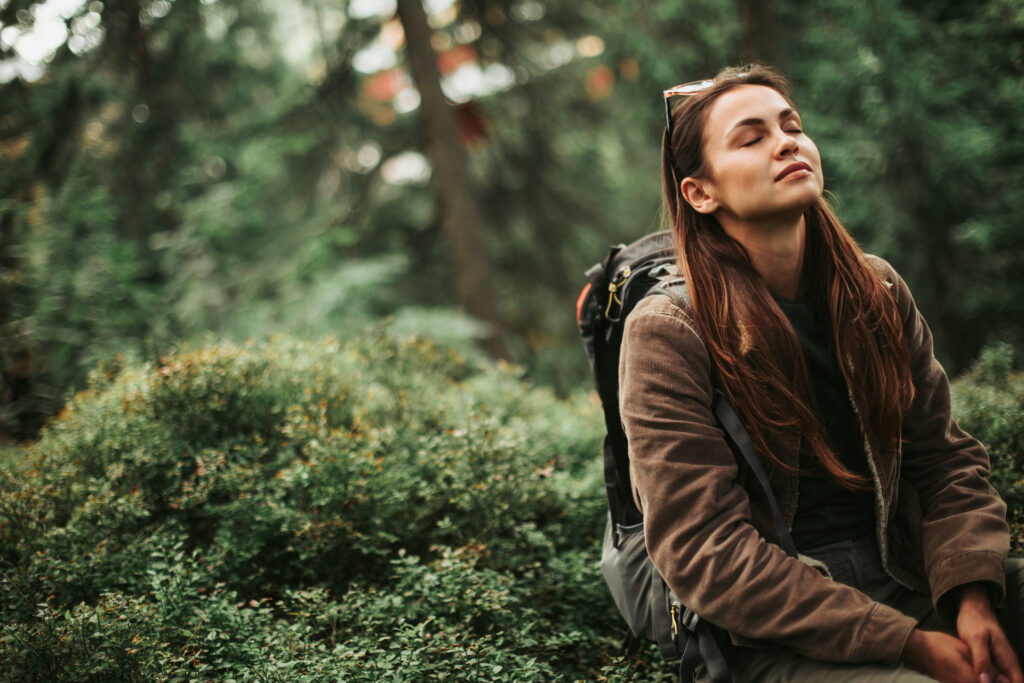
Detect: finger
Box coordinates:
(969, 664, 991, 683)
(953, 658, 986, 683)
(966, 632, 997, 678)
(933, 633, 978, 683)
(989, 632, 1024, 683)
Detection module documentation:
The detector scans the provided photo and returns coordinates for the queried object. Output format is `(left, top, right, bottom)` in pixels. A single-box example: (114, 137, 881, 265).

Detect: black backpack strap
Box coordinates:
(695, 620, 731, 683)
(713, 391, 798, 557)
(677, 631, 701, 682)
(649, 276, 691, 309)
(675, 605, 731, 683)
(622, 630, 643, 657)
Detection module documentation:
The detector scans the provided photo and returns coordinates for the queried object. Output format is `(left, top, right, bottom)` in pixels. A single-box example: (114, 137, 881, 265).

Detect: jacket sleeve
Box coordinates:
(619, 297, 917, 664)
(878, 259, 1009, 614)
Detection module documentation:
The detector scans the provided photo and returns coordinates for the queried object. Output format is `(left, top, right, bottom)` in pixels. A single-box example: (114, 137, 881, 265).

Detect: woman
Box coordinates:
(618, 64, 1023, 682)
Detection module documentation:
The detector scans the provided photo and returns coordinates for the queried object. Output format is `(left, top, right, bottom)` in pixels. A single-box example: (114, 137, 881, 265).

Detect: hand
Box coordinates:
(901, 628, 976, 683)
(957, 584, 1023, 683)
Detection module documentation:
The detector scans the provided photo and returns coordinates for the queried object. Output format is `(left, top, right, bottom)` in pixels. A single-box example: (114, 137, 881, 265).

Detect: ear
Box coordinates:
(680, 177, 719, 215)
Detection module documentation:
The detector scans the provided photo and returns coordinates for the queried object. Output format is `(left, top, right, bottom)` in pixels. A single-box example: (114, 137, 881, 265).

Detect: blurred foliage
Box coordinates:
(0, 1, 1022, 435)
(0, 332, 676, 680)
(787, 0, 1024, 371)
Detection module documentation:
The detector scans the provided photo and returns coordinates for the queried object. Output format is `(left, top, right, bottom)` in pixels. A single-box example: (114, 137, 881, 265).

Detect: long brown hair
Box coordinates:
(662, 65, 914, 488)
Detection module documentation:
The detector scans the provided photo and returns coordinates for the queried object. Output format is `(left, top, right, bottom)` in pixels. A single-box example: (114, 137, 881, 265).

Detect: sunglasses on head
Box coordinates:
(663, 78, 714, 141)
(662, 78, 713, 180)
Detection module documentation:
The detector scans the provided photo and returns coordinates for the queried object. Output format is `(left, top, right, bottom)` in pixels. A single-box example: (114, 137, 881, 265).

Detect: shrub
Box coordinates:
(0, 331, 670, 680)
(951, 342, 1024, 553)
(5, 333, 1022, 680)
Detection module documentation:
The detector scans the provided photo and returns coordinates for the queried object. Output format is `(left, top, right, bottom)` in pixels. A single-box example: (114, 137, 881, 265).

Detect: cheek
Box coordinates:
(804, 139, 822, 166)
(801, 139, 824, 184)
(811, 151, 825, 184)
(715, 158, 757, 190)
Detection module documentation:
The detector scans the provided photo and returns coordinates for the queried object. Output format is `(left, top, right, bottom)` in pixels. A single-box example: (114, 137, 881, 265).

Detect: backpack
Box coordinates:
(576, 230, 798, 682)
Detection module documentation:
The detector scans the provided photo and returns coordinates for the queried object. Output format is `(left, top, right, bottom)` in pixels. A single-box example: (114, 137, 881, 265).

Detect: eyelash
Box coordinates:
(741, 128, 803, 147)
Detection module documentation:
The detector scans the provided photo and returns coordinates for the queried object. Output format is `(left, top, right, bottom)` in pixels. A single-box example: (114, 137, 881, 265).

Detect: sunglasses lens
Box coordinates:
(665, 79, 713, 98)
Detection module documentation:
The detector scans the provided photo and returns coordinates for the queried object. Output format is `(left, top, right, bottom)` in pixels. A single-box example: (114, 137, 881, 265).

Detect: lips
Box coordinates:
(775, 161, 812, 181)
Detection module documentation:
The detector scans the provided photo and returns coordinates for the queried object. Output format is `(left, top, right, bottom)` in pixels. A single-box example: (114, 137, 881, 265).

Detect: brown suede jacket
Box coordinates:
(618, 255, 1009, 664)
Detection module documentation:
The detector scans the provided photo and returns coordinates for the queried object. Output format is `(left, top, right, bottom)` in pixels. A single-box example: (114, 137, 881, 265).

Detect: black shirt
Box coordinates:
(774, 294, 876, 550)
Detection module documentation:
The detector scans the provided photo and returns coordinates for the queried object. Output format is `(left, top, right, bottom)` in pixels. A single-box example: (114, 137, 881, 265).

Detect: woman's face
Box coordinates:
(684, 84, 824, 226)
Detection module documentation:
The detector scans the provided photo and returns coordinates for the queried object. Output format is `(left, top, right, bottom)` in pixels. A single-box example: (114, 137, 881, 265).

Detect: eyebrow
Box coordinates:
(727, 108, 799, 136)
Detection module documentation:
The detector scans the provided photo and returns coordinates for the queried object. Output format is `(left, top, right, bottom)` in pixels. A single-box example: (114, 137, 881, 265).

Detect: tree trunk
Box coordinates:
(739, 0, 784, 68)
(395, 0, 507, 358)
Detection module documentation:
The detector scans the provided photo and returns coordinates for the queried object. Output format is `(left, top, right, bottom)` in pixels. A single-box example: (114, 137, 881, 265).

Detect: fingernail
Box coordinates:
(979, 674, 991, 683)
(995, 676, 1010, 683)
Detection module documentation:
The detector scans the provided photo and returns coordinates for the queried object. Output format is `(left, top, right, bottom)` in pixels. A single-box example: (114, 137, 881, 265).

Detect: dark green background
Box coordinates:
(3, 0, 1023, 438)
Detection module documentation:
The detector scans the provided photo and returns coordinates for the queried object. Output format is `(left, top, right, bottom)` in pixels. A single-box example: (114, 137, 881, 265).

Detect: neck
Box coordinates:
(719, 212, 807, 299)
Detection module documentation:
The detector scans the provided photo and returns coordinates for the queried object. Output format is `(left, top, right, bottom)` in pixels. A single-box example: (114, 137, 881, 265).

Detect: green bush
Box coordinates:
(12, 332, 1018, 681)
(0, 331, 672, 681)
(951, 343, 1024, 552)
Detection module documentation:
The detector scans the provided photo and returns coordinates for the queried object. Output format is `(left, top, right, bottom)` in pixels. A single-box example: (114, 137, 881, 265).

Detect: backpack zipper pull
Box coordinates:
(605, 266, 632, 317)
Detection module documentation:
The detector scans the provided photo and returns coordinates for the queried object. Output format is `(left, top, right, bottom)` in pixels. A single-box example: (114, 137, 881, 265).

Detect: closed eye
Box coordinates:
(741, 136, 763, 147)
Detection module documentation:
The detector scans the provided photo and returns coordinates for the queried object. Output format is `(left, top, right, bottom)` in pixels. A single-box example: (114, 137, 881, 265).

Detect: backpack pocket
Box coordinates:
(600, 514, 686, 660)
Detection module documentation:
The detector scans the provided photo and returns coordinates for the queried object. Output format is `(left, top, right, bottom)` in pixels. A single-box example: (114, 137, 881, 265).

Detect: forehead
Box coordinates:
(703, 85, 795, 140)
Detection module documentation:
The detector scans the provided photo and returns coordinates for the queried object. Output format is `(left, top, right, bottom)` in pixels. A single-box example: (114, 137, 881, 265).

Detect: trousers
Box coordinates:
(697, 535, 1024, 682)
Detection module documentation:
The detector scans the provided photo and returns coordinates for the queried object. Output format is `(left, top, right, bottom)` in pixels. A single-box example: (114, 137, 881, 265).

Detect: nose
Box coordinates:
(774, 129, 799, 158)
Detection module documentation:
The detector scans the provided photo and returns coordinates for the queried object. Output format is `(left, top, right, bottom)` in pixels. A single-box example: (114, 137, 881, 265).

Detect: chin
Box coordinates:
(773, 193, 820, 216)
(787, 187, 823, 213)
(744, 201, 817, 225)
